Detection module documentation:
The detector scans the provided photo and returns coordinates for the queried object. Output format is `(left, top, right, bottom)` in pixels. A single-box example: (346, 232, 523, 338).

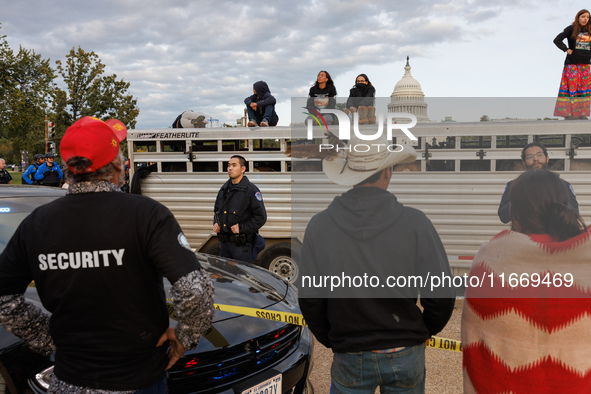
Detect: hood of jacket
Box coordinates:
(326, 187, 403, 241)
(253, 81, 270, 96)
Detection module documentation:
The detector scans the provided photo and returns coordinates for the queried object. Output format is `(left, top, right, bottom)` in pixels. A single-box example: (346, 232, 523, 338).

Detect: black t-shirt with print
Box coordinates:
(0, 191, 202, 390)
(554, 25, 591, 65)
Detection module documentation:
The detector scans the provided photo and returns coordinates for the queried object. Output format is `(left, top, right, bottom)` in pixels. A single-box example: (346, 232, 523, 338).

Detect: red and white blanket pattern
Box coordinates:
(462, 227, 591, 393)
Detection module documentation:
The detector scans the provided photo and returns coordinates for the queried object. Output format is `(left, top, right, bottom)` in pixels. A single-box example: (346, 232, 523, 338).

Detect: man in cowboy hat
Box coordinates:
(0, 116, 214, 393)
(298, 134, 455, 393)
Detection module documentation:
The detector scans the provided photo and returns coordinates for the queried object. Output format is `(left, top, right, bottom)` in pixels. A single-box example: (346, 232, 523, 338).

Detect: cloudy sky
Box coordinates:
(1, 0, 578, 128)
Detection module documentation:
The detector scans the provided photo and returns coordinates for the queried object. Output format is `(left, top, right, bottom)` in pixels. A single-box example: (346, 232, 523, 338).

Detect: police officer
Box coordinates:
(22, 154, 45, 185)
(213, 155, 267, 263)
(0, 158, 12, 184)
(34, 152, 63, 187)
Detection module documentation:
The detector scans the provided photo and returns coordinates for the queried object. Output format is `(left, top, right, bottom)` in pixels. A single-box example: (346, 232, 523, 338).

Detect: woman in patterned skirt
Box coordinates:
(553, 9, 591, 119)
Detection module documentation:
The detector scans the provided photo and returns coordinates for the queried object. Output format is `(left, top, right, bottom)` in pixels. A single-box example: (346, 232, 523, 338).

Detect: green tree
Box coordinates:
(480, 115, 490, 122)
(0, 26, 56, 163)
(55, 47, 139, 128)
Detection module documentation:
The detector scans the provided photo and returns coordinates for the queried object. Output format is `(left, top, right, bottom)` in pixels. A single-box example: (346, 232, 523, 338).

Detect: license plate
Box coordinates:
(241, 373, 282, 394)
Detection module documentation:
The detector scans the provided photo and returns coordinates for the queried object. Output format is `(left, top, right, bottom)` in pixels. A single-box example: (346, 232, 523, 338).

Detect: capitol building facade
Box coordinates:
(388, 56, 429, 122)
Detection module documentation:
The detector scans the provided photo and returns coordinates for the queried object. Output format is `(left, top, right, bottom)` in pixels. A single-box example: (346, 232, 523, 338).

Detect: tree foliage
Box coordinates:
(53, 47, 139, 154)
(0, 29, 139, 163)
(0, 27, 56, 162)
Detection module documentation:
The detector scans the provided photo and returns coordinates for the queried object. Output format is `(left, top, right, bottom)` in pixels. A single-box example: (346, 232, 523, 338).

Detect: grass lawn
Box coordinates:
(9, 171, 22, 184)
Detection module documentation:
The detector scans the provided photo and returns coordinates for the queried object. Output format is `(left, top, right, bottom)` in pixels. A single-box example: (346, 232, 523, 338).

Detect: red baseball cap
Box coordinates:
(60, 116, 127, 174)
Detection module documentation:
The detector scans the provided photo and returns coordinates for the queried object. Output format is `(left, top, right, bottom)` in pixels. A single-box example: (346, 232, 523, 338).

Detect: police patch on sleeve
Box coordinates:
(255, 191, 263, 201)
(178, 232, 193, 251)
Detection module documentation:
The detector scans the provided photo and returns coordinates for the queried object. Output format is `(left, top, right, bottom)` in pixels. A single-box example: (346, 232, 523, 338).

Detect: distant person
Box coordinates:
(498, 142, 578, 223)
(345, 73, 376, 124)
(299, 134, 455, 393)
(35, 152, 63, 187)
(463, 169, 591, 393)
(0, 159, 12, 184)
(213, 155, 267, 263)
(306, 70, 337, 124)
(22, 154, 45, 185)
(0, 116, 214, 392)
(244, 81, 279, 127)
(553, 9, 591, 119)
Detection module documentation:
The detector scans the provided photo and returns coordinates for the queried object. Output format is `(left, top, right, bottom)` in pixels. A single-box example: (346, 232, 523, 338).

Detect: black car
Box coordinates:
(0, 185, 314, 393)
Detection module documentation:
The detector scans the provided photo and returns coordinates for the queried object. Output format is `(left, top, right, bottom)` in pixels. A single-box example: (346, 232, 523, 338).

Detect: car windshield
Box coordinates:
(0, 196, 62, 253)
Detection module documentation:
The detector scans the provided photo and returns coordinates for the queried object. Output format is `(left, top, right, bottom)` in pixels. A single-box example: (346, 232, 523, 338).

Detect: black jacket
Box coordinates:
(307, 84, 337, 110)
(214, 176, 267, 236)
(244, 81, 279, 125)
(0, 169, 12, 184)
(346, 84, 376, 109)
(554, 25, 591, 65)
(298, 187, 455, 352)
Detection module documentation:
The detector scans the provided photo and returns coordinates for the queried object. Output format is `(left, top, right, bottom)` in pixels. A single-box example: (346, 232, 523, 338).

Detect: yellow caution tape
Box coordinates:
(428, 336, 462, 352)
(28, 282, 461, 351)
(171, 301, 463, 352)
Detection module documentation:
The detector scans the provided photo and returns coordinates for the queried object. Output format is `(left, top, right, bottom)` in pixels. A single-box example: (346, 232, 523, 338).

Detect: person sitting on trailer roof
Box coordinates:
(244, 81, 279, 127)
(498, 142, 578, 224)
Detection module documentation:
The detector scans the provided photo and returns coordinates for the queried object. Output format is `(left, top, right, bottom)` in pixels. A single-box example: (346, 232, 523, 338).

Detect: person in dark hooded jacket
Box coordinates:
(244, 81, 279, 127)
(298, 133, 455, 393)
(345, 73, 376, 124)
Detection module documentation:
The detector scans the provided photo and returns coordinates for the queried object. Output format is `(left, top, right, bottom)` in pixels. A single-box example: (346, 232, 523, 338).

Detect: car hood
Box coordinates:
(174, 253, 300, 354)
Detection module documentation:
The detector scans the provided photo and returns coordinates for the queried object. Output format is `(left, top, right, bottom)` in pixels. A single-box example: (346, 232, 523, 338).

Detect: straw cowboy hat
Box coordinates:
(323, 133, 417, 186)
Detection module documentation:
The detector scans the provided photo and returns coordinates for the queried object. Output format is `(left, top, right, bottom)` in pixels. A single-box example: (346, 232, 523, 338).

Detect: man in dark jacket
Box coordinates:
(213, 155, 267, 263)
(498, 142, 578, 223)
(244, 81, 279, 127)
(298, 134, 455, 393)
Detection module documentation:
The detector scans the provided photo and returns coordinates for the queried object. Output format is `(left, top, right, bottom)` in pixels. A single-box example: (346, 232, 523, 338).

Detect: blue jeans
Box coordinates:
(135, 373, 168, 393)
(330, 344, 425, 393)
(246, 105, 278, 125)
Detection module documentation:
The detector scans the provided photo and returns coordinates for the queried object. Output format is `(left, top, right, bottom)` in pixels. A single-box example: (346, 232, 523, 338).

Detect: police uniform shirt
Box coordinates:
(0, 168, 12, 184)
(214, 175, 267, 236)
(0, 191, 202, 390)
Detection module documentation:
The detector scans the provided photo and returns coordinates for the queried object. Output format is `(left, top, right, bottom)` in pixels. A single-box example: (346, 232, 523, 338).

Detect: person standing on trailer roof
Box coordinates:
(213, 155, 267, 263)
(553, 9, 591, 119)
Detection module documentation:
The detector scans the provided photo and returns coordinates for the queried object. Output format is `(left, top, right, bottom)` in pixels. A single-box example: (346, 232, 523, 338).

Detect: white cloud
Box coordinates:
(0, 0, 584, 127)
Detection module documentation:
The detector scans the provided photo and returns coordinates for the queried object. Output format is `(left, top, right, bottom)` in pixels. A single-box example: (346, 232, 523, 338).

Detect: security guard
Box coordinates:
(213, 155, 267, 263)
(22, 154, 45, 185)
(34, 152, 63, 187)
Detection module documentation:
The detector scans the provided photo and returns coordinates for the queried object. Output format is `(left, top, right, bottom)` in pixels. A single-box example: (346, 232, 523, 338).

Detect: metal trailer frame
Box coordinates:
(127, 120, 591, 281)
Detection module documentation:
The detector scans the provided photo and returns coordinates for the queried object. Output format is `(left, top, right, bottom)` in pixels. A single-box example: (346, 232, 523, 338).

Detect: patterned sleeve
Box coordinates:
(170, 268, 215, 350)
(0, 294, 54, 357)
